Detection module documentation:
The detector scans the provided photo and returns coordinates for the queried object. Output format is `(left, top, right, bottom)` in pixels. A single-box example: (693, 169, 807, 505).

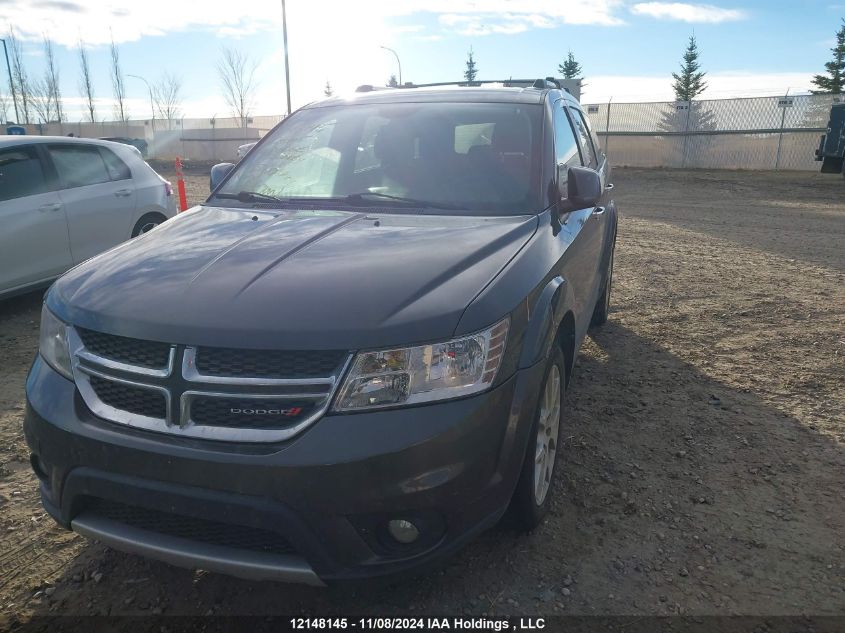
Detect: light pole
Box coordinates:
(281, 0, 292, 115)
(1, 38, 20, 123)
(127, 74, 155, 134)
(380, 46, 402, 86)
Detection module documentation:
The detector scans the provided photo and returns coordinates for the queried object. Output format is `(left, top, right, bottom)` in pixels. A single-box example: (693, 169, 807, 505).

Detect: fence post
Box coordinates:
(681, 100, 692, 168)
(604, 98, 612, 161)
(774, 91, 789, 171)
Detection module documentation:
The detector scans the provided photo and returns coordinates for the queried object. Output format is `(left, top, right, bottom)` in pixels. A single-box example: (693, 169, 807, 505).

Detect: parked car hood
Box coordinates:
(49, 206, 537, 350)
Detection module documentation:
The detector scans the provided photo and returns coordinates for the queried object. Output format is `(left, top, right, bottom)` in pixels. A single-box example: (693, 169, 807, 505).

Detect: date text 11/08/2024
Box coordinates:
(290, 618, 547, 630)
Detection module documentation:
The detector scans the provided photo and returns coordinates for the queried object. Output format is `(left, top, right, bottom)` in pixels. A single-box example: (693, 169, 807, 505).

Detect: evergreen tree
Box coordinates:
(671, 36, 707, 101)
(324, 80, 334, 97)
(811, 19, 845, 94)
(558, 51, 582, 79)
(386, 74, 398, 88)
(464, 47, 478, 83)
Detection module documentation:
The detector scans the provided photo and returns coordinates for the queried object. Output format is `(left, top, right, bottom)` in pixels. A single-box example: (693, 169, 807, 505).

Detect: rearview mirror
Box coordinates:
(209, 163, 235, 192)
(559, 166, 602, 211)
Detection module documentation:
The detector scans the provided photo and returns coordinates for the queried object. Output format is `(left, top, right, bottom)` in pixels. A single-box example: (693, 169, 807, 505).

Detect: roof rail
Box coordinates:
(354, 84, 399, 93)
(397, 78, 564, 90)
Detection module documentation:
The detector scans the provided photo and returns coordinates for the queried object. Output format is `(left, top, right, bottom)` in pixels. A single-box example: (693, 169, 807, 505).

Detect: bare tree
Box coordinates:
(217, 46, 258, 127)
(43, 37, 63, 123)
(0, 89, 8, 124)
(30, 77, 58, 123)
(78, 40, 96, 122)
(152, 72, 182, 128)
(7, 28, 31, 124)
(324, 80, 334, 97)
(110, 36, 128, 122)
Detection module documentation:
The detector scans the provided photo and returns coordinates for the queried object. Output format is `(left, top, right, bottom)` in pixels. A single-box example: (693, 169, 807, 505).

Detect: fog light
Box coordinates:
(387, 519, 420, 544)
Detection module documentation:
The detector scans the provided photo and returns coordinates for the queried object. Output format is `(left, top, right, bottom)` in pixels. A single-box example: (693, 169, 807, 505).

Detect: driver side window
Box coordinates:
(553, 101, 581, 195)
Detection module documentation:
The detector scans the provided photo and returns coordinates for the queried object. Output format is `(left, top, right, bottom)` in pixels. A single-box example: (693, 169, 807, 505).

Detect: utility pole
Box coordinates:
(281, 0, 292, 115)
(128, 74, 155, 134)
(1, 38, 20, 123)
(380, 46, 402, 85)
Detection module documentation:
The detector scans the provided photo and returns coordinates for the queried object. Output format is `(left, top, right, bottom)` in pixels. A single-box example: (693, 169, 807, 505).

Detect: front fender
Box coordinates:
(518, 275, 573, 369)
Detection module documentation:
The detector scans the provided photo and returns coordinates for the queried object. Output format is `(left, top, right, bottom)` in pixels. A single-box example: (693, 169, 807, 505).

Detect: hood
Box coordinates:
(50, 206, 537, 350)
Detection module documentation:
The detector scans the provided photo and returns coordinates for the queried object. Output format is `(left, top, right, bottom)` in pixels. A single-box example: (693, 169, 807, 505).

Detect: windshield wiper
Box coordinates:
(343, 192, 463, 210)
(214, 190, 287, 204)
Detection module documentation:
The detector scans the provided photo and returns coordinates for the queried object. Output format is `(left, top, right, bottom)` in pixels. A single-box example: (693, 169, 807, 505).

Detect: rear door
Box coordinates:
(0, 144, 72, 293)
(47, 143, 138, 265)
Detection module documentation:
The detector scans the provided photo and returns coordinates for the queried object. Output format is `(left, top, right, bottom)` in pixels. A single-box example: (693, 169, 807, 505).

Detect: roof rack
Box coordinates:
(397, 78, 563, 90)
(354, 84, 397, 93)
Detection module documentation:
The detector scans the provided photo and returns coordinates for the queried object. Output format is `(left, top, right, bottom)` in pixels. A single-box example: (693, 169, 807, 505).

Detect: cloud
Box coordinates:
(630, 2, 747, 23)
(438, 12, 563, 36)
(1, 0, 626, 48)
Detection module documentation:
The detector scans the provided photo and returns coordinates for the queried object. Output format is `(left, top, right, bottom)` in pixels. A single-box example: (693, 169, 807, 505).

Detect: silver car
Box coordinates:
(0, 136, 177, 299)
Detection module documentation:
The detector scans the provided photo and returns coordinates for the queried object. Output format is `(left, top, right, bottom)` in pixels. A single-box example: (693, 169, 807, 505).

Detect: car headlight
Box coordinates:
(39, 306, 73, 380)
(333, 318, 509, 412)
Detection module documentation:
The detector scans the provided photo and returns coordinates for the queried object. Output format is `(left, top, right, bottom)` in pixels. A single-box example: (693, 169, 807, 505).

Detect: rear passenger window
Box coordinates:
(48, 145, 111, 189)
(569, 108, 597, 167)
(0, 146, 48, 202)
(100, 147, 131, 181)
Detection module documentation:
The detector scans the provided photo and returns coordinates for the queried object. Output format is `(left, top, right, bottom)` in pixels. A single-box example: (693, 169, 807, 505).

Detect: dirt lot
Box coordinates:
(0, 168, 843, 622)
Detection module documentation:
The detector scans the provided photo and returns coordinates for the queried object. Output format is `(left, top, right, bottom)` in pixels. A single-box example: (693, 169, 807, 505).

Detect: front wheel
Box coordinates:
(131, 212, 167, 238)
(510, 346, 566, 530)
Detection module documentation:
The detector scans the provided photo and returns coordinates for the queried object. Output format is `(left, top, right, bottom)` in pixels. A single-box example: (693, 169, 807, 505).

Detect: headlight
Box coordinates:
(39, 306, 73, 380)
(333, 318, 509, 411)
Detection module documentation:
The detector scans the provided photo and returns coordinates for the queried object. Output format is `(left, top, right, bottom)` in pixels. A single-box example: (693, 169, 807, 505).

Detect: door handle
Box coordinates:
(38, 203, 62, 213)
(592, 206, 606, 216)
(605, 183, 614, 190)
(114, 188, 133, 197)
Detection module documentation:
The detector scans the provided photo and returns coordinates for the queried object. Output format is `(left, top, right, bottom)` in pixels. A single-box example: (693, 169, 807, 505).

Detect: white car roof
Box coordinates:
(0, 135, 135, 150)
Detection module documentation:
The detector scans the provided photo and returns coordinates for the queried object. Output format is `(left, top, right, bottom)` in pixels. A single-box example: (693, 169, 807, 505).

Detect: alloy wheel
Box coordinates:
(533, 364, 561, 505)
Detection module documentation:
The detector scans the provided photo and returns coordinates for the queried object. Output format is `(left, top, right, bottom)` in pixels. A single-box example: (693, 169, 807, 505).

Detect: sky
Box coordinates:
(0, 0, 842, 123)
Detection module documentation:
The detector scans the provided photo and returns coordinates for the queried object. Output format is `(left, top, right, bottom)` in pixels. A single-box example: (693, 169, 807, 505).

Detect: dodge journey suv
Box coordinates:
(25, 79, 617, 585)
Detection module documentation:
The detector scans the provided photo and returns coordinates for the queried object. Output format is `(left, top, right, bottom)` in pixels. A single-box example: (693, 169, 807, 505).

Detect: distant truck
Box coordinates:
(815, 102, 845, 178)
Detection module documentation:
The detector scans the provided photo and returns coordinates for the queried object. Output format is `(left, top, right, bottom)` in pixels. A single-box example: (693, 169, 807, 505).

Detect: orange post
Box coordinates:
(174, 157, 188, 212)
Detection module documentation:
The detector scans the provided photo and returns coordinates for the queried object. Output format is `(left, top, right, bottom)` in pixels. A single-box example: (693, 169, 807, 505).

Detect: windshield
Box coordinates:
(213, 102, 543, 213)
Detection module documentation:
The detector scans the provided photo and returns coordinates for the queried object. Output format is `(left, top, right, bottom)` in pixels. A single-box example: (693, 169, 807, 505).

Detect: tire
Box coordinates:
(510, 346, 566, 531)
(590, 245, 614, 327)
(131, 212, 167, 238)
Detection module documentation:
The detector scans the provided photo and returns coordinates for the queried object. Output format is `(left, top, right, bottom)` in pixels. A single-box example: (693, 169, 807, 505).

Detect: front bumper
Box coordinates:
(25, 355, 545, 583)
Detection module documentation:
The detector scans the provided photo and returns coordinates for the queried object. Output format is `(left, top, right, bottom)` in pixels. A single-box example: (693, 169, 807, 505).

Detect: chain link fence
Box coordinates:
(583, 93, 841, 171)
(8, 95, 841, 169)
(10, 115, 287, 161)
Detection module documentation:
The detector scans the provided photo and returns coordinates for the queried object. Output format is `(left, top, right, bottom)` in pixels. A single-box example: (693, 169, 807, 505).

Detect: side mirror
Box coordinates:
(209, 162, 235, 192)
(559, 166, 602, 211)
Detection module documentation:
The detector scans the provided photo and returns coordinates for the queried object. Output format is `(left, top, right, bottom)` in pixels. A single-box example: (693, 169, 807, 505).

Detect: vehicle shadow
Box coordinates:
(18, 320, 845, 618)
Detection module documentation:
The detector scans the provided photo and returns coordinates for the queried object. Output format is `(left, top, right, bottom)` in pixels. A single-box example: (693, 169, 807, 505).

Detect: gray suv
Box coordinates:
(25, 79, 617, 585)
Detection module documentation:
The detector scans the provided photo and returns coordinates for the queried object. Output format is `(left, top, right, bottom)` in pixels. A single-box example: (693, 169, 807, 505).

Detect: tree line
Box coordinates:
(455, 16, 845, 102)
(0, 30, 267, 129)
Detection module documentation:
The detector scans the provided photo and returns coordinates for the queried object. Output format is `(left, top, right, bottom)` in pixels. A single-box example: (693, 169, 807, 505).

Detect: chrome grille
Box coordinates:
(89, 376, 167, 419)
(77, 327, 171, 370)
(69, 327, 351, 443)
(196, 347, 346, 380)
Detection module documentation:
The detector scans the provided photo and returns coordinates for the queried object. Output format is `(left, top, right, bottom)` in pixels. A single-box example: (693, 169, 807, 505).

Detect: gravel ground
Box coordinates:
(0, 168, 843, 622)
